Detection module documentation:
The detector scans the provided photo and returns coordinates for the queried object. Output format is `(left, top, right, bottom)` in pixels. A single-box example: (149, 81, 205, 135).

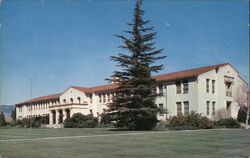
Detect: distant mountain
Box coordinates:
(0, 105, 15, 117)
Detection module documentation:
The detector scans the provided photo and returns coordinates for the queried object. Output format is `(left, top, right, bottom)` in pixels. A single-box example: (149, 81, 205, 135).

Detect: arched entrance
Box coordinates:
(52, 110, 56, 124)
(65, 109, 70, 119)
(58, 109, 63, 124)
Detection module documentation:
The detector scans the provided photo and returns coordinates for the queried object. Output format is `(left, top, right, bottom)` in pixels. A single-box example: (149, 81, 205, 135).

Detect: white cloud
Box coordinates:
(165, 22, 170, 27)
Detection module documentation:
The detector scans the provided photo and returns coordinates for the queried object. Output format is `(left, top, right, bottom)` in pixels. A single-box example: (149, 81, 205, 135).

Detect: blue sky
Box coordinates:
(0, 0, 249, 105)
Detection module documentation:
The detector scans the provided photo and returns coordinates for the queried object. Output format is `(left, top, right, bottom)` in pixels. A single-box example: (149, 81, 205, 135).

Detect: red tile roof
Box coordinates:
(16, 93, 62, 106)
(72, 84, 119, 93)
(16, 63, 228, 105)
(154, 63, 228, 82)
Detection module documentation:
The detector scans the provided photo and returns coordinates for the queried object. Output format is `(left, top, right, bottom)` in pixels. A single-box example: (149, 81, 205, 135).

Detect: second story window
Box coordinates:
(99, 94, 102, 103)
(77, 97, 81, 104)
(158, 84, 164, 96)
(212, 80, 215, 94)
(206, 79, 210, 93)
(225, 82, 232, 97)
(107, 94, 110, 102)
(183, 80, 189, 94)
(176, 81, 181, 94)
(103, 94, 106, 103)
(90, 95, 92, 104)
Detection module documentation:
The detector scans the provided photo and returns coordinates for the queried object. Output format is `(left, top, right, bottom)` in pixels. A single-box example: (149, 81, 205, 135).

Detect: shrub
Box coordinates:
(64, 113, 98, 128)
(14, 115, 49, 128)
(214, 118, 240, 128)
(237, 107, 250, 125)
(167, 111, 214, 130)
(100, 112, 112, 124)
(213, 108, 230, 121)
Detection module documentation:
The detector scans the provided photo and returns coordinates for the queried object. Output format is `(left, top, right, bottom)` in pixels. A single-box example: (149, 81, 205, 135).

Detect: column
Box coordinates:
(49, 111, 53, 125)
(55, 110, 60, 124)
(63, 109, 67, 122)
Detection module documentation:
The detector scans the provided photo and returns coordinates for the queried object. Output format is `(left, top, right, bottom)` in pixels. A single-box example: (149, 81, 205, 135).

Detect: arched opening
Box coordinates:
(77, 97, 81, 104)
(70, 98, 73, 104)
(58, 109, 63, 124)
(52, 110, 56, 124)
(66, 109, 70, 119)
(63, 99, 66, 104)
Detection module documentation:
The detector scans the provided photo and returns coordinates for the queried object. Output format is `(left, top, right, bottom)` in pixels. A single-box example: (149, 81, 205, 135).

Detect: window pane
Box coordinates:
(212, 80, 215, 94)
(183, 80, 189, 94)
(176, 81, 181, 94)
(206, 79, 210, 93)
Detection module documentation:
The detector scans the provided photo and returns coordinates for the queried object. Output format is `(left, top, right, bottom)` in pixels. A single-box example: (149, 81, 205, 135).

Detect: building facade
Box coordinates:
(15, 63, 248, 127)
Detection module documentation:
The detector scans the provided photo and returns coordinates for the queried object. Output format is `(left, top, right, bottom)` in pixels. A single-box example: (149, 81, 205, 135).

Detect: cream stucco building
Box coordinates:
(15, 63, 248, 127)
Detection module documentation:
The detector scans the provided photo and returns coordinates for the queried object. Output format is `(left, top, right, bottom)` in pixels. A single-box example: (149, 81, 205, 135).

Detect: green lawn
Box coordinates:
(0, 128, 249, 158)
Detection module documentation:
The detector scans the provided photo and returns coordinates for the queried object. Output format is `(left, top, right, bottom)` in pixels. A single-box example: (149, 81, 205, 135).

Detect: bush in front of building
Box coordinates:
(237, 107, 250, 125)
(64, 113, 98, 128)
(167, 111, 214, 130)
(214, 118, 240, 128)
(13, 115, 49, 128)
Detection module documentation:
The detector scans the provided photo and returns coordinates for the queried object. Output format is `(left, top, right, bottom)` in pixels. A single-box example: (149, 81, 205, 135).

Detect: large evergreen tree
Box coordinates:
(108, 0, 166, 130)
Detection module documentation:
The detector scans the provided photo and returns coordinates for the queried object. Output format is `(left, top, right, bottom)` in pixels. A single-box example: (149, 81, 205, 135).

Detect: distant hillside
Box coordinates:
(0, 105, 15, 117)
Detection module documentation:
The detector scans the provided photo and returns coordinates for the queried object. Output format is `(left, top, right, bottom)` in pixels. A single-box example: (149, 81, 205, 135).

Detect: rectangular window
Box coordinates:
(206, 101, 210, 115)
(103, 94, 106, 103)
(107, 94, 110, 102)
(184, 101, 189, 115)
(99, 94, 102, 103)
(90, 95, 93, 104)
(212, 102, 215, 116)
(103, 109, 107, 113)
(225, 82, 232, 97)
(159, 84, 164, 96)
(206, 79, 210, 93)
(176, 81, 181, 94)
(183, 80, 189, 94)
(158, 103, 164, 116)
(176, 102, 182, 115)
(212, 80, 215, 94)
(152, 87, 157, 94)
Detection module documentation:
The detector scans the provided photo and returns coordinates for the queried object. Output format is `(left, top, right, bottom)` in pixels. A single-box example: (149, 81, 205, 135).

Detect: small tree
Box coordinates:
(0, 111, 6, 127)
(236, 82, 249, 129)
(11, 109, 16, 122)
(108, 0, 166, 130)
(245, 92, 250, 129)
